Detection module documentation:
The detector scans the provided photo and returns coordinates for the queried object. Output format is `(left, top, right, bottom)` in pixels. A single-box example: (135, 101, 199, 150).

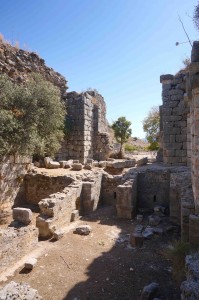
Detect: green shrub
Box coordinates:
(0, 74, 65, 158)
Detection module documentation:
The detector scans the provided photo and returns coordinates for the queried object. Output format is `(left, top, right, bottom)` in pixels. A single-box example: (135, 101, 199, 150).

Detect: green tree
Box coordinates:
(0, 74, 65, 158)
(111, 116, 132, 158)
(142, 106, 160, 150)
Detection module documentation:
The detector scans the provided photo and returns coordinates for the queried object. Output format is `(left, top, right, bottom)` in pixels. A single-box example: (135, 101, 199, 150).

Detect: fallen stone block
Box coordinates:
(71, 209, 79, 222)
(73, 160, 79, 163)
(136, 157, 148, 166)
(72, 163, 83, 171)
(74, 225, 92, 235)
(130, 233, 144, 247)
(0, 281, 43, 300)
(48, 161, 60, 169)
(141, 282, 160, 300)
(25, 258, 37, 270)
(13, 207, 32, 225)
(44, 156, 52, 168)
(59, 160, 68, 168)
(53, 230, 64, 241)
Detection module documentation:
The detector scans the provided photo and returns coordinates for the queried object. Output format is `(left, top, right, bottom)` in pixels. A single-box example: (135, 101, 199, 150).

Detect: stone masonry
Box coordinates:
(56, 90, 112, 163)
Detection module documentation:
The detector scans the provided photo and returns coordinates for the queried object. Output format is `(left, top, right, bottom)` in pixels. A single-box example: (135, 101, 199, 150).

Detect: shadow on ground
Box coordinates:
(64, 206, 180, 300)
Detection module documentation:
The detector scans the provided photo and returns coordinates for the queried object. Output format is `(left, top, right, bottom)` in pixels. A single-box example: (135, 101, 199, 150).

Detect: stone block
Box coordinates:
(72, 163, 83, 171)
(71, 209, 79, 222)
(53, 230, 64, 241)
(124, 159, 136, 168)
(44, 156, 52, 168)
(13, 207, 32, 225)
(130, 233, 143, 247)
(136, 157, 148, 166)
(25, 257, 37, 270)
(59, 160, 68, 168)
(48, 161, 60, 169)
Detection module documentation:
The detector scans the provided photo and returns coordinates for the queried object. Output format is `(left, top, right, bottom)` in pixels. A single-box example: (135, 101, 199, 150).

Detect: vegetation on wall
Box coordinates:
(142, 106, 160, 150)
(0, 74, 65, 158)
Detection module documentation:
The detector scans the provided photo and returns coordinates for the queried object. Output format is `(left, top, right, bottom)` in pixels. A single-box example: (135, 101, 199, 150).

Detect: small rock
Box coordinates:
(74, 225, 92, 235)
(25, 258, 37, 270)
(141, 282, 160, 300)
(53, 230, 64, 241)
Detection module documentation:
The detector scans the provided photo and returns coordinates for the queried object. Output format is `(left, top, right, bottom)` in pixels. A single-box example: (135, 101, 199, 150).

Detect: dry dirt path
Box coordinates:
(2, 207, 180, 300)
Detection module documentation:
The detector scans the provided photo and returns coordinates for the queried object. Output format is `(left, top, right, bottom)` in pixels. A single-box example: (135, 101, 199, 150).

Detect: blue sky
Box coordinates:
(0, 0, 198, 137)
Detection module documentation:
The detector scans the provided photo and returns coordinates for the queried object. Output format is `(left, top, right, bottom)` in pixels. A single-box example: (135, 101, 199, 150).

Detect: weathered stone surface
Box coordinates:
(44, 157, 52, 168)
(53, 230, 64, 241)
(136, 157, 148, 166)
(25, 258, 37, 270)
(141, 282, 160, 300)
(48, 161, 60, 169)
(72, 163, 83, 171)
(13, 207, 32, 225)
(0, 281, 43, 300)
(74, 225, 92, 235)
(0, 226, 38, 273)
(70, 209, 79, 222)
(148, 215, 161, 226)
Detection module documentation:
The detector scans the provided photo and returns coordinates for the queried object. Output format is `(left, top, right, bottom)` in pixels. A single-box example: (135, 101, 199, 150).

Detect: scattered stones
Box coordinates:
(0, 281, 42, 300)
(72, 163, 83, 171)
(25, 257, 37, 270)
(141, 282, 160, 300)
(74, 225, 92, 235)
(13, 207, 32, 225)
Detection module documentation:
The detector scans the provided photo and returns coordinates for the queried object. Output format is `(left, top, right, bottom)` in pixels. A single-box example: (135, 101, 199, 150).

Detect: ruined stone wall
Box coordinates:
(0, 41, 67, 96)
(159, 73, 189, 165)
(0, 156, 32, 212)
(56, 91, 112, 163)
(24, 173, 75, 205)
(137, 169, 170, 210)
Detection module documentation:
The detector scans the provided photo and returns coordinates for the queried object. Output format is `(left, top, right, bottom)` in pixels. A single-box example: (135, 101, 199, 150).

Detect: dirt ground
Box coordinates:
(1, 206, 180, 300)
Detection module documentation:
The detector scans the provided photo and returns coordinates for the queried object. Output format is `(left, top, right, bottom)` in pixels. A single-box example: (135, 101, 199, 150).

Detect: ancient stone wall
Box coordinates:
(0, 156, 32, 212)
(159, 73, 189, 165)
(0, 41, 67, 96)
(56, 91, 112, 163)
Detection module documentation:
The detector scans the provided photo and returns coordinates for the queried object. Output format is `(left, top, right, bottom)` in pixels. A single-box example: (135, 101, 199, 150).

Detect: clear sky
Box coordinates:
(0, 0, 198, 138)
